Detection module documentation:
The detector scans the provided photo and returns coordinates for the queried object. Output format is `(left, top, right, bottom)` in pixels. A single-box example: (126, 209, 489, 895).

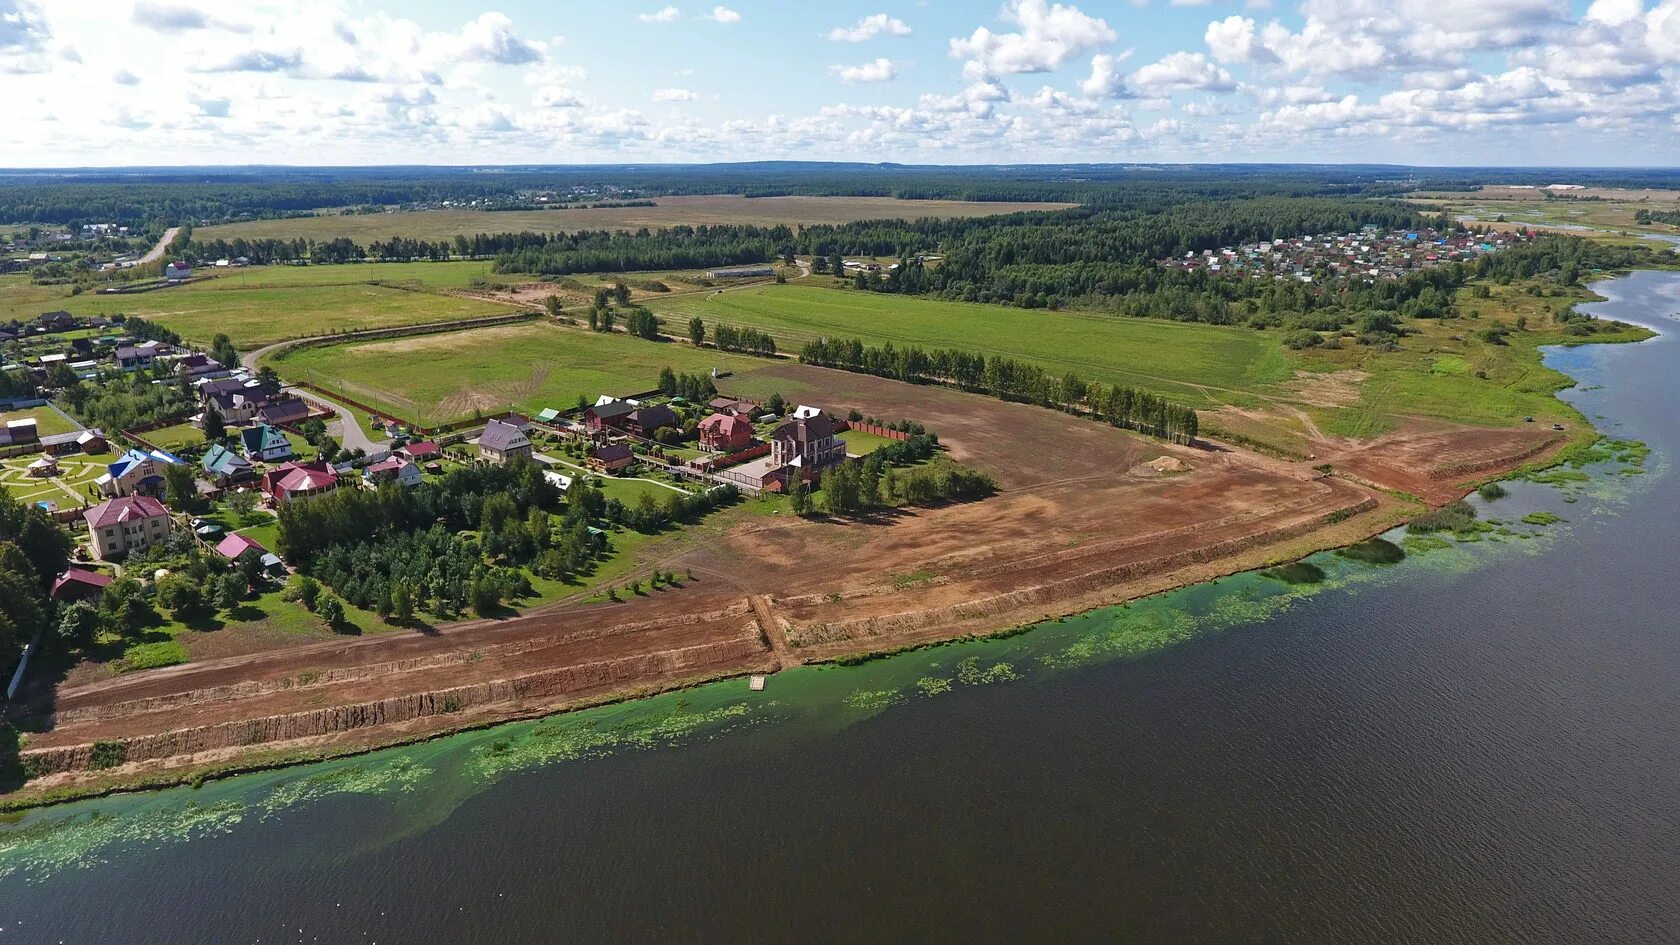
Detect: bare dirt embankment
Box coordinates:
(11, 363, 1564, 801)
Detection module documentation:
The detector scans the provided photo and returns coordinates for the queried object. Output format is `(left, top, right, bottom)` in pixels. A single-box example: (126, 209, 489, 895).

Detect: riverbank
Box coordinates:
(2, 281, 1658, 811)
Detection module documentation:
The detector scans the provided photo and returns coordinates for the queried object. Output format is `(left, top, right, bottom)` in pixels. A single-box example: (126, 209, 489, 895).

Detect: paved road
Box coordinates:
(138, 226, 180, 265)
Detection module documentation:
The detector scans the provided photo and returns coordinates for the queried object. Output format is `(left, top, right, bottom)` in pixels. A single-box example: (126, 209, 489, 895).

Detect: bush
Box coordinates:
(1283, 329, 1323, 350)
(1409, 499, 1478, 534)
(1477, 482, 1508, 501)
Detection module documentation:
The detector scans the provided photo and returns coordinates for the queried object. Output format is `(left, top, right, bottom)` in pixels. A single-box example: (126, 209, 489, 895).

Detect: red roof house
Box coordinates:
(214, 532, 267, 560)
(398, 440, 440, 461)
(698, 413, 753, 452)
(260, 461, 339, 503)
(51, 566, 112, 601)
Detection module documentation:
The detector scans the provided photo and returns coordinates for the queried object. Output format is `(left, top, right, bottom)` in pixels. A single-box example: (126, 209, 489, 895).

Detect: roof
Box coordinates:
(478, 419, 530, 452)
(115, 345, 157, 360)
(792, 405, 824, 419)
(591, 443, 633, 463)
(627, 404, 678, 430)
(699, 413, 750, 435)
(534, 408, 561, 423)
(84, 494, 169, 528)
(6, 418, 37, 430)
(269, 461, 338, 495)
(202, 443, 253, 475)
(108, 447, 183, 478)
(214, 533, 266, 559)
(400, 439, 440, 457)
(52, 567, 112, 596)
(587, 399, 636, 421)
(772, 412, 838, 444)
(258, 398, 310, 424)
(240, 424, 290, 454)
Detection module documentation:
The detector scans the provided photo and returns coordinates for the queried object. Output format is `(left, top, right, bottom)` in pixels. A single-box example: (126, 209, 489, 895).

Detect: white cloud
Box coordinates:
(454, 12, 545, 65)
(112, 68, 141, 85)
(638, 7, 681, 24)
(830, 57, 897, 83)
(1131, 52, 1236, 93)
(949, 0, 1116, 80)
(1080, 51, 1132, 98)
(653, 87, 698, 102)
(535, 85, 585, 108)
(828, 14, 911, 42)
(707, 6, 741, 24)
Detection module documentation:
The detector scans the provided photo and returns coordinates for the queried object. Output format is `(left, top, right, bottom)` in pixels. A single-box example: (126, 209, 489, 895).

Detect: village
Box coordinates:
(1, 302, 955, 677)
(1159, 225, 1536, 283)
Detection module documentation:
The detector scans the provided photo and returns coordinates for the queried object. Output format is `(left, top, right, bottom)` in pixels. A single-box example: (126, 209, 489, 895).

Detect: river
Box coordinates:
(1, 272, 1677, 944)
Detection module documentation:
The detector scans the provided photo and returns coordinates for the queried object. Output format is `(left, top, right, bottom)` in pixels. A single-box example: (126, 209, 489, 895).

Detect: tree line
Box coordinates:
(799, 337, 1198, 444)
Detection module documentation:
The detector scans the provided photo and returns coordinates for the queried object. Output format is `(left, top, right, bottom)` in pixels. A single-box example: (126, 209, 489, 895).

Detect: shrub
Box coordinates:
(1409, 499, 1478, 534)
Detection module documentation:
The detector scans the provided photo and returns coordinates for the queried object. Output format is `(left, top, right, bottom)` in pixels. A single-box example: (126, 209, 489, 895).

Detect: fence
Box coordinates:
(839, 420, 911, 441)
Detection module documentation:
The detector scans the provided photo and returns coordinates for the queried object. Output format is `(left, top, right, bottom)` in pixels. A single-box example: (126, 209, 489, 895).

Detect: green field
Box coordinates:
(0, 406, 77, 437)
(269, 321, 768, 427)
(652, 283, 1291, 405)
(0, 450, 113, 504)
(142, 421, 204, 451)
(0, 262, 514, 348)
(838, 429, 901, 456)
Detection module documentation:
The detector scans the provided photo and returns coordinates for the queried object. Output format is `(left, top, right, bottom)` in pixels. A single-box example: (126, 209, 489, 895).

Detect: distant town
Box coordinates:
(1159, 226, 1535, 283)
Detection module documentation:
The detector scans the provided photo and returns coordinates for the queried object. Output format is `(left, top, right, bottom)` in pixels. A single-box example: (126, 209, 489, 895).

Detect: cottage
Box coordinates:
(707, 397, 756, 417)
(97, 447, 183, 497)
(363, 456, 422, 487)
(39, 428, 107, 456)
(584, 399, 636, 433)
(213, 532, 267, 561)
(201, 442, 255, 484)
(261, 461, 338, 503)
(84, 494, 172, 560)
(770, 412, 847, 482)
(165, 261, 192, 282)
(257, 397, 310, 427)
(38, 310, 74, 332)
(174, 353, 223, 378)
(477, 419, 532, 465)
(587, 443, 634, 474)
(239, 424, 293, 462)
(625, 404, 679, 437)
(51, 566, 113, 602)
(698, 412, 753, 452)
(114, 341, 164, 371)
(398, 439, 441, 462)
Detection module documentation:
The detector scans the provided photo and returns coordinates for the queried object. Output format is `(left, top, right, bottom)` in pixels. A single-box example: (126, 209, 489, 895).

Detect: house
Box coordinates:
(362, 456, 422, 487)
(261, 461, 338, 503)
(213, 532, 267, 561)
(51, 566, 113, 602)
(84, 495, 172, 560)
(114, 341, 164, 371)
(97, 447, 184, 497)
(165, 261, 192, 282)
(707, 397, 756, 417)
(38, 310, 74, 332)
(239, 424, 293, 462)
(625, 404, 679, 437)
(584, 399, 636, 433)
(477, 419, 532, 465)
(201, 443, 255, 484)
(587, 443, 634, 474)
(40, 428, 107, 456)
(770, 412, 847, 482)
(398, 439, 440, 462)
(257, 397, 310, 427)
(698, 413, 753, 452)
(174, 353, 223, 378)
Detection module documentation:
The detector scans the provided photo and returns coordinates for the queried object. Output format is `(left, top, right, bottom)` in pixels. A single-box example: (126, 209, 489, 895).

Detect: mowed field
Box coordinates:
(0, 263, 514, 348)
(195, 195, 1076, 243)
(271, 321, 768, 426)
(653, 283, 1292, 404)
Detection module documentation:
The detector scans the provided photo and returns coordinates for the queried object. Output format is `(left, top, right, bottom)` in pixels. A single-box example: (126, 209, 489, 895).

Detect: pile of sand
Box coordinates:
(1128, 455, 1190, 478)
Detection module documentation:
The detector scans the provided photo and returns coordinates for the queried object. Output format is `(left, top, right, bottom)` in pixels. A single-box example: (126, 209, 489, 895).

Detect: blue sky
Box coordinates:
(2, 0, 1675, 166)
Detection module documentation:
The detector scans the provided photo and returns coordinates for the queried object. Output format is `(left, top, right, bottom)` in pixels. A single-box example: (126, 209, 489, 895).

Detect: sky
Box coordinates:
(2, 0, 1678, 167)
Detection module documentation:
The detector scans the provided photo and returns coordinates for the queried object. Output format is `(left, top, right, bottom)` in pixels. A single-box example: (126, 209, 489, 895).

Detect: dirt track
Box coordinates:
(15, 363, 1567, 793)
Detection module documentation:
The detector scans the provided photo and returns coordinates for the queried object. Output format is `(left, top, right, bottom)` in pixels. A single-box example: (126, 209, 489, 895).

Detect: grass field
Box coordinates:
(0, 451, 112, 504)
(0, 406, 77, 437)
(1408, 187, 1680, 249)
(0, 262, 514, 348)
(839, 429, 901, 456)
(195, 195, 1075, 243)
(270, 321, 768, 427)
(652, 283, 1292, 404)
(142, 421, 204, 451)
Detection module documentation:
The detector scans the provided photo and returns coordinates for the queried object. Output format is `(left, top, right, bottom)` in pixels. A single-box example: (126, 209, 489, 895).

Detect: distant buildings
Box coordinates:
(706, 266, 774, 279)
(1159, 227, 1533, 284)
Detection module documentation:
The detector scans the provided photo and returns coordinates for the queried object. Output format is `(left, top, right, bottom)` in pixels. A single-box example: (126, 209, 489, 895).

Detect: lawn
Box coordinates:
(0, 406, 77, 437)
(270, 322, 769, 427)
(143, 421, 204, 451)
(652, 283, 1291, 404)
(838, 429, 901, 456)
(0, 262, 514, 348)
(193, 195, 1074, 243)
(0, 450, 112, 504)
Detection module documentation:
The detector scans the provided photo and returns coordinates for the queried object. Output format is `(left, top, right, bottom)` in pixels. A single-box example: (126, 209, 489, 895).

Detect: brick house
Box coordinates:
(84, 495, 172, 560)
(698, 413, 753, 452)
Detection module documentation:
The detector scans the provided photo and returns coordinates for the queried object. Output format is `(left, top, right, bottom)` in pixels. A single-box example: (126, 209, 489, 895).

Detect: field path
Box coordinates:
(139, 226, 180, 264)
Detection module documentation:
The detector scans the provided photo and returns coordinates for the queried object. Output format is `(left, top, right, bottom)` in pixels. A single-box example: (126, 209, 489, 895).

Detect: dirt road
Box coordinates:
(138, 226, 179, 264)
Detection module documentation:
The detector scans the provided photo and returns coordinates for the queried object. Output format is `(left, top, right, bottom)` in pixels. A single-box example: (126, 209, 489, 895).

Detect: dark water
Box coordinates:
(3, 273, 1678, 945)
